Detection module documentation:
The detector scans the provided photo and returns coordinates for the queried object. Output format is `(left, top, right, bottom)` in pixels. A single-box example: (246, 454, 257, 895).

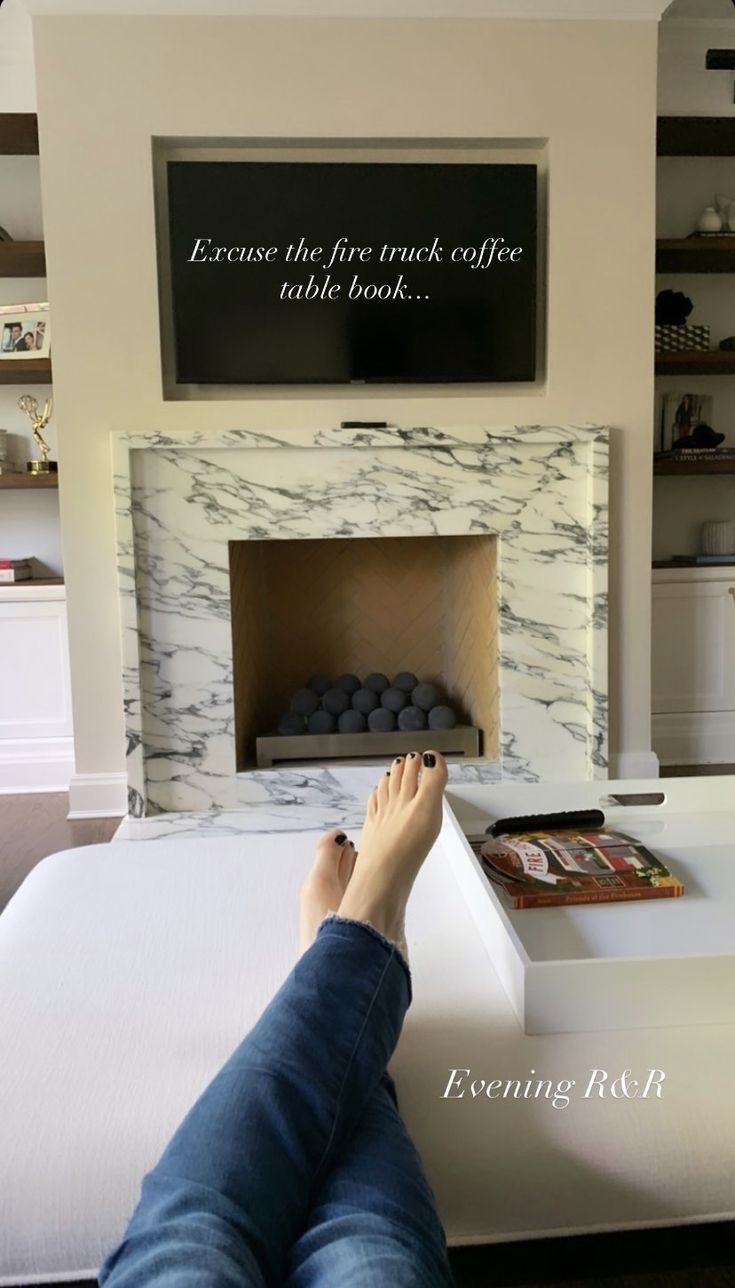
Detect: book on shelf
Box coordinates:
(0, 558, 32, 583)
(655, 449, 735, 463)
(671, 553, 735, 565)
(467, 826, 684, 909)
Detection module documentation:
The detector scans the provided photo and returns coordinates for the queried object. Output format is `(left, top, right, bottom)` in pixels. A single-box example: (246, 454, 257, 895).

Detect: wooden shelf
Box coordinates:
(0, 114, 39, 156)
(656, 237, 735, 273)
(654, 457, 735, 476)
(655, 350, 735, 376)
(654, 559, 735, 568)
(0, 471, 58, 489)
(0, 358, 51, 385)
(657, 116, 735, 157)
(0, 241, 46, 277)
(0, 577, 63, 587)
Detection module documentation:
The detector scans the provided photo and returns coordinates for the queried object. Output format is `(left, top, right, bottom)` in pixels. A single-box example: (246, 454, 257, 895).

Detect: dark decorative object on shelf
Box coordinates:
(353, 687, 379, 715)
(368, 707, 396, 733)
(307, 674, 332, 696)
(322, 687, 350, 716)
(308, 709, 336, 734)
(338, 709, 366, 733)
(656, 289, 693, 325)
(364, 671, 389, 694)
(672, 423, 725, 451)
(412, 682, 439, 712)
(720, 336, 735, 350)
(429, 705, 458, 730)
(398, 705, 428, 732)
(335, 673, 361, 694)
(0, 225, 12, 242)
(654, 289, 710, 355)
(277, 672, 460, 739)
(392, 671, 418, 693)
(291, 687, 320, 717)
(381, 686, 408, 713)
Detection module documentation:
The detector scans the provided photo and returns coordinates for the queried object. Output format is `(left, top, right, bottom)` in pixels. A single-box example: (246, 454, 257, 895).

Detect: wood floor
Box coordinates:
(2, 792, 734, 1288)
(0, 792, 119, 912)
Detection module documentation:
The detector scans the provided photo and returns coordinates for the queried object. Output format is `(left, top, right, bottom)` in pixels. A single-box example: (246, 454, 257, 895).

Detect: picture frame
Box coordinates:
(659, 392, 714, 454)
(0, 302, 50, 361)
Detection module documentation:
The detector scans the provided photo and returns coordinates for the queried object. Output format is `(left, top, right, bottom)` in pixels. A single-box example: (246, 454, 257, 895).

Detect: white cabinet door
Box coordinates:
(0, 589, 74, 791)
(652, 578, 735, 715)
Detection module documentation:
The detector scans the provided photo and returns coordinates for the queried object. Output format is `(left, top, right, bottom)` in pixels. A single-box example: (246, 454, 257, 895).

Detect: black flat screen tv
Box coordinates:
(166, 161, 537, 385)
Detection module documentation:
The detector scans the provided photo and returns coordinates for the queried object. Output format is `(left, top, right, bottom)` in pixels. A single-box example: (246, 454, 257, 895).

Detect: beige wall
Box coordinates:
(31, 16, 659, 786)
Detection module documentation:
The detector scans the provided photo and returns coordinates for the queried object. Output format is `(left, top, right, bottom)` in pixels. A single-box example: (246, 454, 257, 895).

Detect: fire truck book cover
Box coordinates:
(466, 828, 685, 910)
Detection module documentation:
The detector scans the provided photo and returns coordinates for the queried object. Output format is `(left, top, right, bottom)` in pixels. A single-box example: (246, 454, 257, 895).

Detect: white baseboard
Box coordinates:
(653, 711, 735, 766)
(67, 772, 128, 819)
(608, 750, 661, 779)
(0, 737, 75, 793)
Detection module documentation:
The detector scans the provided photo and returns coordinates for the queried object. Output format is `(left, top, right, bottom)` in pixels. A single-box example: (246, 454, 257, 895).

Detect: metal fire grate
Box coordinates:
(255, 725, 481, 768)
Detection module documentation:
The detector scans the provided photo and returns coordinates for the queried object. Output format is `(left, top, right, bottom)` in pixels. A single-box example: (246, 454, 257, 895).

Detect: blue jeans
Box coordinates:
(99, 916, 454, 1287)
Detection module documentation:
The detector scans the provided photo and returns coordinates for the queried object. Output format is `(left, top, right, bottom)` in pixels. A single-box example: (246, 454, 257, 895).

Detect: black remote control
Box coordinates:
(486, 809, 605, 837)
(340, 421, 391, 429)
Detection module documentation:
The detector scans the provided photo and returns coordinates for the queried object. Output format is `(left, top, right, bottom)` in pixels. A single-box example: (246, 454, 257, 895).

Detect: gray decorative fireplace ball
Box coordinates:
(322, 687, 350, 716)
(392, 671, 418, 693)
(368, 707, 396, 733)
(353, 687, 379, 715)
(398, 705, 427, 732)
(338, 709, 366, 733)
(308, 709, 336, 734)
(412, 683, 438, 712)
(428, 704, 457, 730)
(364, 672, 389, 694)
(381, 686, 408, 714)
(335, 673, 361, 695)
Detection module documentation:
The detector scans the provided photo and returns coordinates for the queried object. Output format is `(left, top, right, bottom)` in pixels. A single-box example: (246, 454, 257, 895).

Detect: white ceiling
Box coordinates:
(21, 1, 677, 20)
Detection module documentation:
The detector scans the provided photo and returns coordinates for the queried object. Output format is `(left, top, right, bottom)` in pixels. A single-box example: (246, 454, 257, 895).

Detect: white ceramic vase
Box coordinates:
(696, 206, 723, 233)
(701, 520, 735, 555)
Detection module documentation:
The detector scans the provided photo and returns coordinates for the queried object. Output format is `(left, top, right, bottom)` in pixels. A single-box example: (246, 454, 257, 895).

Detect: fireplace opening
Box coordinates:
(229, 534, 498, 770)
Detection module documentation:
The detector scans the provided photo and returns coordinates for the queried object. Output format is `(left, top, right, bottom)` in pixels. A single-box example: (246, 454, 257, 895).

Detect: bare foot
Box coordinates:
(336, 750, 448, 950)
(299, 829, 357, 952)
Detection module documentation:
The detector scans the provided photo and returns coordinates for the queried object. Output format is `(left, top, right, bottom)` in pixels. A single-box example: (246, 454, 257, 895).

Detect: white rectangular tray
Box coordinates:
(442, 776, 735, 1034)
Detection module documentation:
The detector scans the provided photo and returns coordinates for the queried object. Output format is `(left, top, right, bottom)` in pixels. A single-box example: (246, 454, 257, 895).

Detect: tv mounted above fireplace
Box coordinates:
(165, 160, 538, 385)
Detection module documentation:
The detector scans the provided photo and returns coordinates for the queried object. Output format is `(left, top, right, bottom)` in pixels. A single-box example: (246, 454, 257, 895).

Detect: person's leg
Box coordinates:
(286, 1075, 453, 1288)
(288, 779, 455, 1288)
(99, 750, 447, 1288)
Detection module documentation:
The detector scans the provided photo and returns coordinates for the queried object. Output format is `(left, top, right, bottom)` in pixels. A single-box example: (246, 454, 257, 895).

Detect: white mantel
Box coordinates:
(114, 424, 608, 817)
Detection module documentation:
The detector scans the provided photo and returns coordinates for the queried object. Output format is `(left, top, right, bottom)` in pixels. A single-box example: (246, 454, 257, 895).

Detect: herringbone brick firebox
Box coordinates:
(229, 534, 498, 769)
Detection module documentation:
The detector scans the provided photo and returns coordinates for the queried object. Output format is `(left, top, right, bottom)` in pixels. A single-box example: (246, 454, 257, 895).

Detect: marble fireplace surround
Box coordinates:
(113, 425, 608, 818)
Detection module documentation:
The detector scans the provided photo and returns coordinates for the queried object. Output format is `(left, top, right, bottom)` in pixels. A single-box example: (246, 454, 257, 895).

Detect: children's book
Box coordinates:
(467, 827, 684, 909)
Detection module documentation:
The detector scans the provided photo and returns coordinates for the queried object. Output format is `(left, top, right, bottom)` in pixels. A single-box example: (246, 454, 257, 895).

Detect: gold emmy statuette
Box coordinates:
(18, 395, 57, 475)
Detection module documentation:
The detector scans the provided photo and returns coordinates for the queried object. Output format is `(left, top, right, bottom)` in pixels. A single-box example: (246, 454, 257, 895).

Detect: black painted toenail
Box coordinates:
(335, 833, 347, 844)
(423, 753, 436, 768)
(386, 770, 390, 776)
(394, 756, 403, 763)
(408, 751, 417, 759)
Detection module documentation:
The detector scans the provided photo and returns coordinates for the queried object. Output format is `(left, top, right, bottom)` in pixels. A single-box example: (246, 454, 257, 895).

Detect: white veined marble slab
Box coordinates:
(113, 425, 608, 816)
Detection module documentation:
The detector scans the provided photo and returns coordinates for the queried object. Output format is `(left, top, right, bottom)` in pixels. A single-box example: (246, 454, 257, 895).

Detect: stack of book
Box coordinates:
(0, 558, 32, 584)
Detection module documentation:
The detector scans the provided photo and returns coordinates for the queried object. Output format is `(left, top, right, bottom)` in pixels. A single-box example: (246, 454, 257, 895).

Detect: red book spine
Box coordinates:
(510, 884, 684, 910)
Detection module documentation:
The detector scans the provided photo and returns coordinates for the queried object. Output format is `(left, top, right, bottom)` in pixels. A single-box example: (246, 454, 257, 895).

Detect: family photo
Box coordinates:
(0, 303, 50, 359)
